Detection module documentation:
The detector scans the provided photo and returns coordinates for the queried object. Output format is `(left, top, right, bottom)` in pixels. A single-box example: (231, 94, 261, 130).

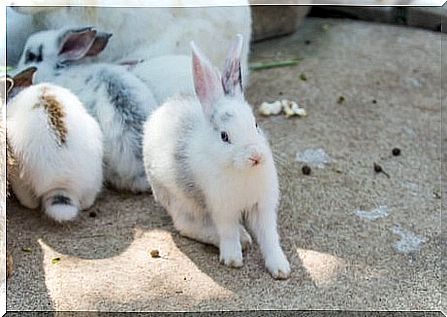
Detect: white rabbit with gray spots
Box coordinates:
(143, 35, 290, 279)
(17, 27, 195, 105)
(17, 27, 157, 193)
(6, 67, 103, 222)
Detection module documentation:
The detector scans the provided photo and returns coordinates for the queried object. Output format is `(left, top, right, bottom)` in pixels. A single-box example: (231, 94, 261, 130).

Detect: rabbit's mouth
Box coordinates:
(248, 154, 262, 167)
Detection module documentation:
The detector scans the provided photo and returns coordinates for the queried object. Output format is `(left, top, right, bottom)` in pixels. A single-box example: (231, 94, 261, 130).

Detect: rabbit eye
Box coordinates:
(255, 122, 259, 128)
(25, 45, 43, 64)
(26, 52, 37, 62)
(220, 131, 230, 144)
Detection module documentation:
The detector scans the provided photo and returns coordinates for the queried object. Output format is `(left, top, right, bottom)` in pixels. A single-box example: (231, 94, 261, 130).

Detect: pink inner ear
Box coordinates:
(58, 30, 97, 62)
(191, 42, 223, 118)
(86, 32, 112, 57)
(222, 34, 243, 97)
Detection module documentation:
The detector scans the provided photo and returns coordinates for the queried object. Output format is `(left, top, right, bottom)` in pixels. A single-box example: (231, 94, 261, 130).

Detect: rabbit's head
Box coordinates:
(17, 27, 112, 70)
(192, 35, 269, 170)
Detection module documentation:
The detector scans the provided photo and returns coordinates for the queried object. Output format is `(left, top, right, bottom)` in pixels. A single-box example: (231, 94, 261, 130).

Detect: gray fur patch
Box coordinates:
(6, 86, 25, 101)
(210, 110, 233, 130)
(92, 81, 102, 92)
(98, 69, 147, 161)
(220, 112, 233, 122)
(51, 194, 72, 206)
(174, 117, 207, 210)
(85, 101, 96, 113)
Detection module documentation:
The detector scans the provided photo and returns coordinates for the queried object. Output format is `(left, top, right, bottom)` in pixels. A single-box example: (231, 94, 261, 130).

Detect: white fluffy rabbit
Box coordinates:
(17, 27, 157, 193)
(127, 55, 194, 104)
(6, 67, 103, 222)
(12, 2, 252, 84)
(143, 35, 290, 279)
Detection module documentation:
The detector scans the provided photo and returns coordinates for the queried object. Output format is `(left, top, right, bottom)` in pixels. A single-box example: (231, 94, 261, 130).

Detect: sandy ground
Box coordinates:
(5, 18, 444, 312)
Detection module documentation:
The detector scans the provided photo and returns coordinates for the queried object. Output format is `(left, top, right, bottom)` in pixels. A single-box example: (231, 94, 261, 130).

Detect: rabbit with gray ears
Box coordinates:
(143, 35, 290, 279)
(17, 27, 157, 193)
(6, 67, 104, 222)
(17, 27, 194, 105)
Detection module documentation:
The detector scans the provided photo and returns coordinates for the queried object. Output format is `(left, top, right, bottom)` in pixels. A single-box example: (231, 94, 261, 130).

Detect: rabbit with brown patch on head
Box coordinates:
(143, 35, 290, 279)
(6, 67, 104, 222)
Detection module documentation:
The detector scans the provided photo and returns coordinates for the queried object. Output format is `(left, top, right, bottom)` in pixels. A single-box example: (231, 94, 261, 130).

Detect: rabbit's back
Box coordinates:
(7, 83, 103, 197)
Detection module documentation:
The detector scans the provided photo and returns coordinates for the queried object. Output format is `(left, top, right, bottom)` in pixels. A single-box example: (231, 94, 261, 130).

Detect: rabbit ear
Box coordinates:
(12, 66, 37, 89)
(222, 34, 243, 97)
(191, 41, 223, 119)
(57, 27, 97, 63)
(86, 31, 113, 57)
(5, 76, 14, 95)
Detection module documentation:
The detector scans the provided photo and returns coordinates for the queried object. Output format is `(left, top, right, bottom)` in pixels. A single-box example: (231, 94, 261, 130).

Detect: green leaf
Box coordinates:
(21, 247, 32, 253)
(249, 59, 301, 71)
(51, 257, 61, 264)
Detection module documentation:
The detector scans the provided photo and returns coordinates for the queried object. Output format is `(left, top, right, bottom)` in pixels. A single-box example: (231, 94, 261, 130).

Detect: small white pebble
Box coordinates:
(259, 99, 307, 118)
(259, 101, 282, 116)
(281, 99, 307, 117)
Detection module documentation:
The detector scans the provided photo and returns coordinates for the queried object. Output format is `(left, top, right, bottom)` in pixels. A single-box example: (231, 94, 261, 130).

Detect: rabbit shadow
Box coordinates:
(7, 198, 54, 310)
(169, 220, 315, 304)
(6, 187, 168, 310)
(7, 189, 158, 260)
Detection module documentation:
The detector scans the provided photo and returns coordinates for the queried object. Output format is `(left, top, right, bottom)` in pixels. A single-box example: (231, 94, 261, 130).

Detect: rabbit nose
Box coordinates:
(249, 153, 262, 166)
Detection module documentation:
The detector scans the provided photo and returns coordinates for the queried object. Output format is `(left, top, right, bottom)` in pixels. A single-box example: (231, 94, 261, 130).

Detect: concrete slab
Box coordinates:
(310, 6, 397, 24)
(251, 5, 311, 41)
(407, 6, 446, 32)
(6, 18, 444, 312)
(310, 4, 447, 32)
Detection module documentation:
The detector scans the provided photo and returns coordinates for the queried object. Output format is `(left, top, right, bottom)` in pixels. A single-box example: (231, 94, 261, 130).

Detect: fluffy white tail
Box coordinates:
(42, 189, 80, 222)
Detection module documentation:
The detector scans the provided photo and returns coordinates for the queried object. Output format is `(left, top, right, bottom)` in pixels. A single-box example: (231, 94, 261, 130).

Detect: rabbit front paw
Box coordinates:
(265, 252, 291, 280)
(219, 239, 243, 268)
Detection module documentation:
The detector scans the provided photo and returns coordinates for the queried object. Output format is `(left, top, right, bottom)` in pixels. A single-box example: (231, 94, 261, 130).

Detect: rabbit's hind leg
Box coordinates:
(129, 169, 150, 193)
(151, 183, 252, 251)
(169, 197, 221, 248)
(10, 175, 39, 209)
(149, 181, 218, 245)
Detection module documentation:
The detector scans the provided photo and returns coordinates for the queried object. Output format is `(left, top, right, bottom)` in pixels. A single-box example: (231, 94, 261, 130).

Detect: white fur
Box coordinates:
(12, 3, 252, 84)
(18, 28, 158, 192)
(129, 55, 194, 104)
(7, 83, 103, 222)
(143, 37, 290, 279)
